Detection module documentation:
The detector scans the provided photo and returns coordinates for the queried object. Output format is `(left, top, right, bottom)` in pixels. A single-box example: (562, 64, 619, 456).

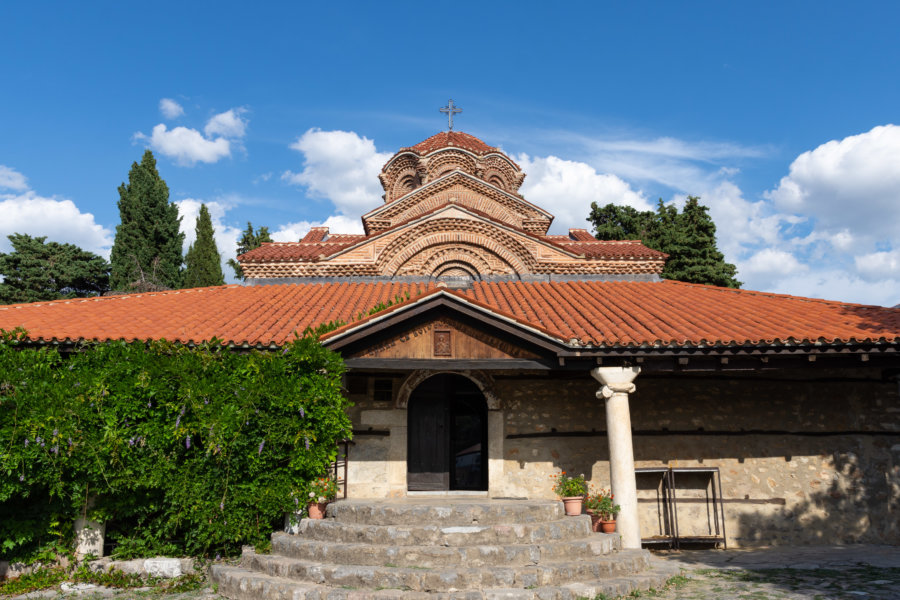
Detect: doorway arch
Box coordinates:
(407, 373, 488, 492)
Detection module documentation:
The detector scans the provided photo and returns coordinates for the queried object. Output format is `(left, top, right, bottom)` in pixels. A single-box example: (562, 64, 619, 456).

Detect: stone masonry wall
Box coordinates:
(340, 369, 899, 547)
(496, 369, 900, 547)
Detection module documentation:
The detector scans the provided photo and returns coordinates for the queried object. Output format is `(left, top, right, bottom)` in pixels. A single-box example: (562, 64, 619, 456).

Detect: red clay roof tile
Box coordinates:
(1, 281, 897, 348)
(239, 238, 367, 263)
(401, 131, 497, 155)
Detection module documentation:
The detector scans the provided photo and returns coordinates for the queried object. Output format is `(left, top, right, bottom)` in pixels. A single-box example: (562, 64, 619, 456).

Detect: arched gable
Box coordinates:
(376, 217, 539, 276)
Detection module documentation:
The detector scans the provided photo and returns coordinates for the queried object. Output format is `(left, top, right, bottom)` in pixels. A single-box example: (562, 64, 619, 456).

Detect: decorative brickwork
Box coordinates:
(238, 131, 667, 279)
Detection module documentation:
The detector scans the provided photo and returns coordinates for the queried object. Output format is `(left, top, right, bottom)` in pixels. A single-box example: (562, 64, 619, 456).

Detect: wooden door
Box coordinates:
(407, 378, 449, 491)
(407, 374, 487, 492)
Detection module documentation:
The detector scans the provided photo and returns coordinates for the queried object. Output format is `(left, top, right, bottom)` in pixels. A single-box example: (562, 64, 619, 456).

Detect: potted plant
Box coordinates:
(306, 475, 339, 519)
(551, 471, 587, 516)
(585, 487, 620, 533)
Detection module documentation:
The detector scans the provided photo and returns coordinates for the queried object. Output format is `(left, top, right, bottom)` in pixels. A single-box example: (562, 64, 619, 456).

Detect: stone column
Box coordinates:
(591, 366, 641, 549)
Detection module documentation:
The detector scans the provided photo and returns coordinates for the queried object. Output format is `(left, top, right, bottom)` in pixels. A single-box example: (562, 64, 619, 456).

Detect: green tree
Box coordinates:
(109, 150, 184, 291)
(0, 234, 110, 304)
(662, 196, 740, 287)
(227, 222, 272, 279)
(587, 196, 741, 288)
(183, 204, 225, 288)
(586, 203, 655, 241)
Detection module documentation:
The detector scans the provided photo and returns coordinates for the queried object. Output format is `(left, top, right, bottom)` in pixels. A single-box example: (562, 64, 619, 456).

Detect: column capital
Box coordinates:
(591, 366, 640, 399)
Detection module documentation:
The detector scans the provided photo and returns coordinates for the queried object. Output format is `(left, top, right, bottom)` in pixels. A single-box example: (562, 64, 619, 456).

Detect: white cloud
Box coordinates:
(766, 124, 900, 245)
(515, 154, 652, 233)
(135, 106, 249, 167)
(688, 181, 802, 262)
(136, 124, 232, 166)
(767, 269, 899, 307)
(0, 191, 113, 256)
(159, 98, 184, 119)
(735, 248, 808, 290)
(204, 108, 248, 139)
(271, 215, 364, 242)
(855, 250, 900, 281)
(0, 165, 28, 191)
(741, 248, 808, 276)
(582, 136, 766, 162)
(282, 129, 392, 216)
(175, 199, 243, 281)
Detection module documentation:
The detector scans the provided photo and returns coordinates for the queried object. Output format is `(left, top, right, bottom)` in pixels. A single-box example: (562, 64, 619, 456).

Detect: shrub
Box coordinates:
(0, 328, 351, 561)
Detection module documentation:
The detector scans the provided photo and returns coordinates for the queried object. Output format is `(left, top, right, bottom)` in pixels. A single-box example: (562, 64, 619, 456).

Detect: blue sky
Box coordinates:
(1, 2, 898, 305)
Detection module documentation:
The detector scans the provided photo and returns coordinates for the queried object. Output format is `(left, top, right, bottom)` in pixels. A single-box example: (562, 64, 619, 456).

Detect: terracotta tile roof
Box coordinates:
(401, 131, 497, 156)
(1, 281, 897, 349)
(462, 281, 900, 347)
(0, 283, 433, 346)
(240, 237, 367, 263)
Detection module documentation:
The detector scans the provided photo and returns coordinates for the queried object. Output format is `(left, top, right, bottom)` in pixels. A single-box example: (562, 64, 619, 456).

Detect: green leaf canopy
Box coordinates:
(0, 234, 110, 304)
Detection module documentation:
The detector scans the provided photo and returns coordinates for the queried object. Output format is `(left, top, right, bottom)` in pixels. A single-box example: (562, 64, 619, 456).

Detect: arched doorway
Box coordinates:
(407, 373, 488, 491)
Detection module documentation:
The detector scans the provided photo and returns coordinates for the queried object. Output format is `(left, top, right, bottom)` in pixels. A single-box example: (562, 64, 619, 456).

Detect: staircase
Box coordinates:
(210, 499, 680, 599)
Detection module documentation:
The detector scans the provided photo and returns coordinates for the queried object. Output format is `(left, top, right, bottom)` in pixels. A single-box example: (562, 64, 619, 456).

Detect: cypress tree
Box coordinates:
(183, 204, 225, 288)
(661, 196, 740, 288)
(588, 196, 741, 288)
(109, 150, 184, 291)
(226, 222, 272, 279)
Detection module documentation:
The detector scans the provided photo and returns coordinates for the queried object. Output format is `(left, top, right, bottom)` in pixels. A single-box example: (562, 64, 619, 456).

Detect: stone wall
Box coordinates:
(342, 369, 900, 547)
(496, 369, 900, 547)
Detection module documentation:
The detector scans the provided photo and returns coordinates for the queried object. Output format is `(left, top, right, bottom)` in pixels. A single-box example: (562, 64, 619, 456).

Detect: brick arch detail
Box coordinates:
(424, 151, 477, 183)
(395, 243, 513, 277)
(479, 155, 523, 192)
(396, 369, 500, 410)
(377, 219, 538, 276)
(380, 154, 426, 203)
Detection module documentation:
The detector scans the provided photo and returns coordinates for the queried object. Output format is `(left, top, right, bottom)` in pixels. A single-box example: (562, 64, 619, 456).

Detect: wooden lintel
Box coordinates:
(345, 358, 555, 371)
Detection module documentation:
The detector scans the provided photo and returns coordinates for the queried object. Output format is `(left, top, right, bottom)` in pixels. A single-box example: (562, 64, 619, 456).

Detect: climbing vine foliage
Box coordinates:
(0, 329, 351, 560)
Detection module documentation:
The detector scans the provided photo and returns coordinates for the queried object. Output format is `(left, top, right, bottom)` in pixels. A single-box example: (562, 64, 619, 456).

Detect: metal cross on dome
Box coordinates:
(440, 99, 462, 131)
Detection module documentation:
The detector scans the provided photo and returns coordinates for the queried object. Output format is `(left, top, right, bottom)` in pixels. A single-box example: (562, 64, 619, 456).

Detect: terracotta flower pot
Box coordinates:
(307, 501, 328, 519)
(587, 510, 602, 532)
(562, 496, 584, 516)
(600, 519, 616, 534)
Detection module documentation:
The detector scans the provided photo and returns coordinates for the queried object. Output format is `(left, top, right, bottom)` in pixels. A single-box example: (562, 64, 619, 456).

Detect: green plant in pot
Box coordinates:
(306, 475, 339, 519)
(551, 471, 587, 516)
(585, 487, 621, 533)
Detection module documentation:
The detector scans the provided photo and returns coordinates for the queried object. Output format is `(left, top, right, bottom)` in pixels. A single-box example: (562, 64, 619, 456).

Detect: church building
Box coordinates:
(2, 124, 899, 551)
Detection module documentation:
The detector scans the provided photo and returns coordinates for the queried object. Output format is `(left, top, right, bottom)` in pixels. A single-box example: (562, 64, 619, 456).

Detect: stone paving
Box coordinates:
(646, 545, 900, 599)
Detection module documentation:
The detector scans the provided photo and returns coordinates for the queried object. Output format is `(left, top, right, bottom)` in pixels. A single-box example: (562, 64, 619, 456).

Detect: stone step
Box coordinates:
(326, 500, 564, 526)
(210, 560, 681, 600)
(293, 515, 592, 546)
(562, 560, 683, 599)
(270, 531, 620, 568)
(240, 547, 652, 591)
